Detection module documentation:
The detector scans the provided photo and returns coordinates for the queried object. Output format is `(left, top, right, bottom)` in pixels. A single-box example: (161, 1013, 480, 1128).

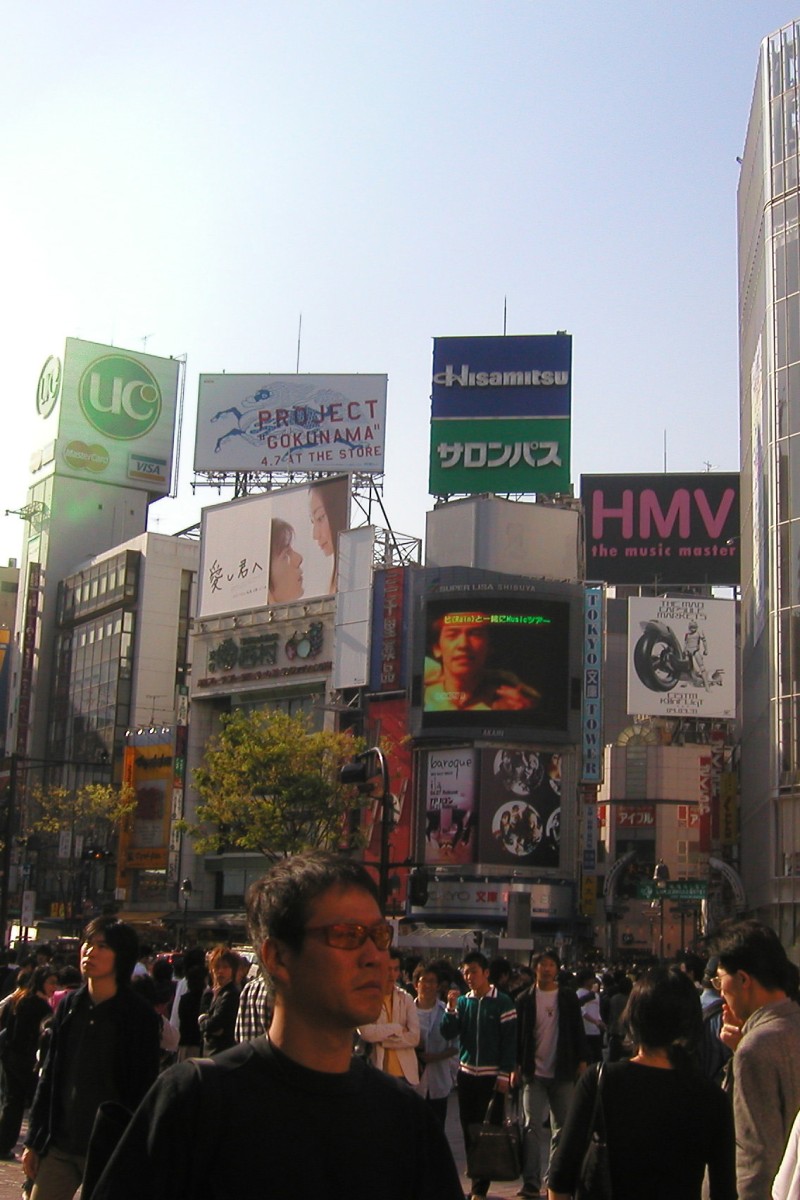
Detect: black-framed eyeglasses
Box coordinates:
(303, 921, 394, 951)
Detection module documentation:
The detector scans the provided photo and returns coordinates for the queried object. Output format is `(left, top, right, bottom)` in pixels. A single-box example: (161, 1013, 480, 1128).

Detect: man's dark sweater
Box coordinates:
(92, 1038, 463, 1200)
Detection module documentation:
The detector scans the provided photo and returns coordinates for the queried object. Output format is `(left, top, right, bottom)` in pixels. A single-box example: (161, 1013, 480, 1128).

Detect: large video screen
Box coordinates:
(420, 595, 571, 736)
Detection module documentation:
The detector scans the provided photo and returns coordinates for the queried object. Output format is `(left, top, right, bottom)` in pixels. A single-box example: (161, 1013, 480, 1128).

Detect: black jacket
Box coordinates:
(198, 981, 239, 1057)
(516, 984, 590, 1081)
(25, 984, 160, 1155)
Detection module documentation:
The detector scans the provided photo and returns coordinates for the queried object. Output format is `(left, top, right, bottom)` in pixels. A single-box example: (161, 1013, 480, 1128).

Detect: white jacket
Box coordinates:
(359, 986, 420, 1084)
(774, 1108, 800, 1200)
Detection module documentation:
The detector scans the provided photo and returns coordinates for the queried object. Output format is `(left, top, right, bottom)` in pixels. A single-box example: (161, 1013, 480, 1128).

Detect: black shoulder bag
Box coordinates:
(575, 1061, 613, 1200)
(466, 1091, 522, 1182)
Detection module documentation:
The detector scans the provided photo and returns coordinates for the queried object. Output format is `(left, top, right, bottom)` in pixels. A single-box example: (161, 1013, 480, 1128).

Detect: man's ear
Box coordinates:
(261, 937, 291, 985)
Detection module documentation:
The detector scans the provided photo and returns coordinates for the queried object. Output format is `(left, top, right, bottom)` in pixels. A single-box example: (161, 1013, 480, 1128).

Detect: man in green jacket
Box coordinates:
(441, 951, 517, 1200)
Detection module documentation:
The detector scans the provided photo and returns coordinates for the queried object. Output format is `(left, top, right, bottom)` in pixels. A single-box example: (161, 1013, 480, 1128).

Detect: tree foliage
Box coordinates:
(29, 781, 137, 845)
(189, 708, 368, 859)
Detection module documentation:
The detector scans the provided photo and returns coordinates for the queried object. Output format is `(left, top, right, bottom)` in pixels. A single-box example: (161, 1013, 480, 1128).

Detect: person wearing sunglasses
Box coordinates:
(91, 852, 463, 1200)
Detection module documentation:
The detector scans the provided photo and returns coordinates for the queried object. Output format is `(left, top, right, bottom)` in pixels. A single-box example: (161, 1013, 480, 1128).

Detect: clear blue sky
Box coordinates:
(0, 2, 792, 565)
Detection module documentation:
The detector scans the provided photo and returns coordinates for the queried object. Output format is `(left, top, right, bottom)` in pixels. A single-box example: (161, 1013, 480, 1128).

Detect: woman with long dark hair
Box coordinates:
(308, 480, 347, 594)
(547, 967, 735, 1200)
(0, 965, 57, 1158)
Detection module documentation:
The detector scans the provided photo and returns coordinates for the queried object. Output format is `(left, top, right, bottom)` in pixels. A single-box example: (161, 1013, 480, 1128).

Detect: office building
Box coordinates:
(739, 20, 800, 945)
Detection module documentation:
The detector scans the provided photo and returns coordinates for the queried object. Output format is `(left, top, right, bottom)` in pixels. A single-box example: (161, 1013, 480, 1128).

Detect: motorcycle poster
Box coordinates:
(627, 597, 736, 719)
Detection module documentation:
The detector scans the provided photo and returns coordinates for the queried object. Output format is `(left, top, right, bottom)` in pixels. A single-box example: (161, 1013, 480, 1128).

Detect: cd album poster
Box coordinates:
(477, 748, 561, 868)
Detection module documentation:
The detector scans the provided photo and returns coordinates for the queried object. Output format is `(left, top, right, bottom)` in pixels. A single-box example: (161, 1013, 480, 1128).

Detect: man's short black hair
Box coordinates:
(713, 919, 797, 993)
(488, 956, 512, 984)
(246, 851, 379, 958)
(677, 951, 706, 985)
(532, 948, 561, 971)
(460, 951, 489, 971)
(412, 961, 442, 985)
(83, 917, 140, 986)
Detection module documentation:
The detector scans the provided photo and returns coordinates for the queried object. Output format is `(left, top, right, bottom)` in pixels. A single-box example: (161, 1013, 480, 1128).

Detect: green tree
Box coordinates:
(189, 708, 369, 859)
(29, 780, 137, 846)
(27, 779, 137, 927)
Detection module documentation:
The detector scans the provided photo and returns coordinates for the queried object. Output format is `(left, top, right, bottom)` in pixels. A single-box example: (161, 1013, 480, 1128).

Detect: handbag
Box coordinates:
(575, 1062, 613, 1200)
(467, 1091, 522, 1182)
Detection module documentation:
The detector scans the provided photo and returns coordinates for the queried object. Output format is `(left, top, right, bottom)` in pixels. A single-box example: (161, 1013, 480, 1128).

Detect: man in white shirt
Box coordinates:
(514, 951, 589, 1198)
(359, 949, 420, 1084)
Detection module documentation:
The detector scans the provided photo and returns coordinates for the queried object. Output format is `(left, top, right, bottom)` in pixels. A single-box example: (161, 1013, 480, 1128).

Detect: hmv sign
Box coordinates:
(581, 474, 740, 586)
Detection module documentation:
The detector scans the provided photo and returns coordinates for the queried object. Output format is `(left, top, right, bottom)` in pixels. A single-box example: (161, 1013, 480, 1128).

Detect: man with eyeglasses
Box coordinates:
(711, 919, 800, 1200)
(92, 852, 463, 1200)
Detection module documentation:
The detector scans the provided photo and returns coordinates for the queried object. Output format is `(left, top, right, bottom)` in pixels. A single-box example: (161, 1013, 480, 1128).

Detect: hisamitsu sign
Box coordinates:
(581, 474, 740, 586)
(430, 334, 572, 496)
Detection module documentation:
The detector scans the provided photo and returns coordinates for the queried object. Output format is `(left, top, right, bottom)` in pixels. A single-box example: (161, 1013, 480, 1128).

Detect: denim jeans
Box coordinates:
(521, 1076, 574, 1189)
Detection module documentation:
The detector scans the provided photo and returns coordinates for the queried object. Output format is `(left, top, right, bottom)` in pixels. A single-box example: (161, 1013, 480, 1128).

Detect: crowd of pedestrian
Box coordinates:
(1, 864, 800, 1200)
(0, 928, 271, 1198)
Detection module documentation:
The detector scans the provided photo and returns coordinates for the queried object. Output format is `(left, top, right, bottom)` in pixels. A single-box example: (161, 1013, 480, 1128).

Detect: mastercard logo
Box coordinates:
(63, 441, 110, 473)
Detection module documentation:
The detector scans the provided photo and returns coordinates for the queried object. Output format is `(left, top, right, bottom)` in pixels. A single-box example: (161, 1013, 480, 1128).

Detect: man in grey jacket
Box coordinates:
(714, 920, 800, 1200)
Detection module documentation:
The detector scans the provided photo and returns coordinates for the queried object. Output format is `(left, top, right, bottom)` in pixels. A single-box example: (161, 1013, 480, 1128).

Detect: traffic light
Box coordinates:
(408, 867, 429, 907)
(82, 846, 111, 862)
(340, 749, 386, 798)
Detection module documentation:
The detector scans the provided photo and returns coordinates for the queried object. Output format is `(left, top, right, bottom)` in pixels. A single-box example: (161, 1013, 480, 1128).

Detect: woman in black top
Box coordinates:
(548, 967, 736, 1200)
(0, 965, 58, 1157)
(198, 948, 240, 1057)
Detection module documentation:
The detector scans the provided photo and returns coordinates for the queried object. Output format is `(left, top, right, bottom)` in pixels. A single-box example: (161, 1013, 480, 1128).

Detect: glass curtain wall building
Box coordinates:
(739, 22, 800, 945)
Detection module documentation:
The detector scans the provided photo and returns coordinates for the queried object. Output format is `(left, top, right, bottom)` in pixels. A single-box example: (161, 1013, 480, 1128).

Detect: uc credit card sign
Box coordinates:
(429, 334, 572, 496)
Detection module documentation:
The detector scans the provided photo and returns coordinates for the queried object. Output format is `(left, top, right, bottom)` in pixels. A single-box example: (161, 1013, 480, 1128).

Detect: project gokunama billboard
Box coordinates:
(35, 338, 180, 496)
(194, 374, 387, 474)
(627, 596, 736, 720)
(582, 473, 740, 586)
(197, 476, 350, 617)
(429, 334, 572, 495)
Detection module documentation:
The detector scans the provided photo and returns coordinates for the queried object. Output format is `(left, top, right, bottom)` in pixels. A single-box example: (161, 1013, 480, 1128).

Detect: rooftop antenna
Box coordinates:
(503, 296, 507, 336)
(663, 429, 668, 472)
(296, 313, 302, 372)
(703, 460, 718, 472)
(141, 333, 154, 352)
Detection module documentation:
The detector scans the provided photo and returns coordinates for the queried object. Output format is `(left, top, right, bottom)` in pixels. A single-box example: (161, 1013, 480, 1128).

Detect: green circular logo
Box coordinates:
(78, 353, 162, 440)
(36, 355, 62, 418)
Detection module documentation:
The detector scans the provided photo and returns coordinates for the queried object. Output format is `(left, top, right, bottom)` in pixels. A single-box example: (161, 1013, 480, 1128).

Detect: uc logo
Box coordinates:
(78, 354, 162, 440)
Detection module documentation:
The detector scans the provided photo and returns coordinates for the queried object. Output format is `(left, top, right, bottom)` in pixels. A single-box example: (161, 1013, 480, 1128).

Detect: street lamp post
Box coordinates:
(340, 747, 392, 909)
(180, 878, 193, 948)
(653, 859, 670, 961)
